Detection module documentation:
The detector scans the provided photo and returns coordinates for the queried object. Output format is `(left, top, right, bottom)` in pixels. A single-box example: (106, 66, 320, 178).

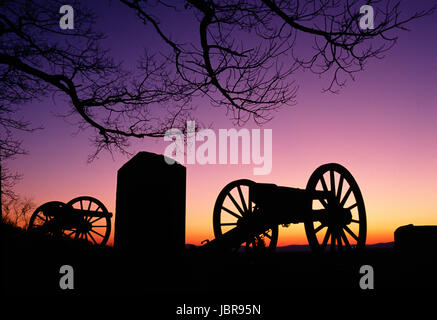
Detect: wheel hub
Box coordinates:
(77, 219, 92, 233)
(327, 205, 352, 227)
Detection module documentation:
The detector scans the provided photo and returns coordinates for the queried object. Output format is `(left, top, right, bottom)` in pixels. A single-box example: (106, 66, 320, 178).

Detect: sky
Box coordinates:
(6, 0, 437, 246)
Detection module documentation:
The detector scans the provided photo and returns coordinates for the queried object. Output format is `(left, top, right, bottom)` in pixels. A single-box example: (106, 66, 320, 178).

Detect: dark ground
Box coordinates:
(2, 222, 436, 316)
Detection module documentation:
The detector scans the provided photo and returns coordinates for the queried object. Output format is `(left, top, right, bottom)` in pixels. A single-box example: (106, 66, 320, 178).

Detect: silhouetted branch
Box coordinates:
(0, 0, 196, 158)
(260, 0, 435, 92)
(0, 0, 434, 157)
(122, 0, 435, 108)
(1, 195, 36, 229)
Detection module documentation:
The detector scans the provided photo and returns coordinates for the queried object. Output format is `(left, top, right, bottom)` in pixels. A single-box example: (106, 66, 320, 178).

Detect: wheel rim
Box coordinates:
(304, 163, 366, 252)
(213, 179, 278, 252)
(66, 196, 111, 246)
(28, 201, 66, 235)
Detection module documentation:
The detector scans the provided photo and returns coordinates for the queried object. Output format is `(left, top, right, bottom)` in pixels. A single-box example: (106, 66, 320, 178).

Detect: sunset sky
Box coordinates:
(7, 0, 437, 246)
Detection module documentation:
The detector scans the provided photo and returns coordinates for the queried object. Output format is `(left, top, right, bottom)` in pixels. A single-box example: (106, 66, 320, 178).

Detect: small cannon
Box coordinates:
(204, 163, 366, 252)
(28, 196, 112, 246)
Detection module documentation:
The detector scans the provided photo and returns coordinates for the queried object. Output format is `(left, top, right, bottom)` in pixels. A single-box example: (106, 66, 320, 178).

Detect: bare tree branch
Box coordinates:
(0, 0, 434, 157)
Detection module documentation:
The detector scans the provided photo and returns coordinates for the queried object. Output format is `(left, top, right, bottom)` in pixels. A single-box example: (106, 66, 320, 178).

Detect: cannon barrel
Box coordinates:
(43, 206, 113, 218)
(28, 196, 113, 246)
(205, 182, 333, 251)
(251, 183, 332, 225)
(69, 208, 113, 218)
(209, 163, 367, 253)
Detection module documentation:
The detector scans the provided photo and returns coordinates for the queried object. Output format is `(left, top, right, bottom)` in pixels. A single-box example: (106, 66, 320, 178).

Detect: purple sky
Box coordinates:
(7, 0, 437, 245)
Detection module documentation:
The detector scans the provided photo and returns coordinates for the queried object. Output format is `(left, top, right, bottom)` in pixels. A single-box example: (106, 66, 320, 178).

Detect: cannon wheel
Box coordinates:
(28, 201, 67, 235)
(213, 179, 278, 252)
(66, 196, 111, 246)
(304, 163, 366, 252)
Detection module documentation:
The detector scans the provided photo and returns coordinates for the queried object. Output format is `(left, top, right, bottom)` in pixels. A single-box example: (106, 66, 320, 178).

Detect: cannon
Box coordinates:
(28, 196, 112, 246)
(204, 163, 366, 253)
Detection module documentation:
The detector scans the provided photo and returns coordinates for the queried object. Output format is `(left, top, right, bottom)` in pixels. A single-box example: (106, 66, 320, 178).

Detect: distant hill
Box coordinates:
(276, 242, 394, 252)
(276, 244, 311, 252)
(187, 242, 395, 252)
(366, 242, 395, 249)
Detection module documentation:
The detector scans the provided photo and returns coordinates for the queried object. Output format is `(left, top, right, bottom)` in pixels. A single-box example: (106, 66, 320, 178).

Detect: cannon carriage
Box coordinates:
(28, 196, 112, 246)
(204, 163, 366, 253)
(26, 157, 365, 253)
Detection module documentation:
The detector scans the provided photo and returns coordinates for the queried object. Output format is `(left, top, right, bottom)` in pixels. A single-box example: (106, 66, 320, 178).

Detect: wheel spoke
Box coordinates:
(314, 223, 326, 234)
(340, 187, 352, 207)
(36, 214, 47, 222)
(87, 231, 98, 244)
(318, 198, 328, 209)
(237, 185, 248, 214)
(330, 170, 335, 196)
(248, 187, 253, 214)
(320, 176, 328, 193)
(321, 228, 331, 250)
(227, 192, 245, 216)
(347, 203, 358, 210)
(215, 181, 277, 252)
(336, 175, 344, 202)
(90, 229, 105, 238)
(306, 164, 365, 253)
(344, 225, 359, 242)
(340, 229, 351, 249)
(222, 206, 241, 219)
(337, 231, 343, 251)
(89, 216, 104, 224)
(330, 231, 336, 252)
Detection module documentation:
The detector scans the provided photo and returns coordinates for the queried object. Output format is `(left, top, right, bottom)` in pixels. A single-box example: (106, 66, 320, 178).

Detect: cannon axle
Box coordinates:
(209, 163, 366, 253)
(28, 196, 112, 246)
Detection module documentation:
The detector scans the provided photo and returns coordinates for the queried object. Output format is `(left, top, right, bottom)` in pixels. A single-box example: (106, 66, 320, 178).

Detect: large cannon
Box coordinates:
(204, 163, 366, 252)
(28, 196, 112, 246)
